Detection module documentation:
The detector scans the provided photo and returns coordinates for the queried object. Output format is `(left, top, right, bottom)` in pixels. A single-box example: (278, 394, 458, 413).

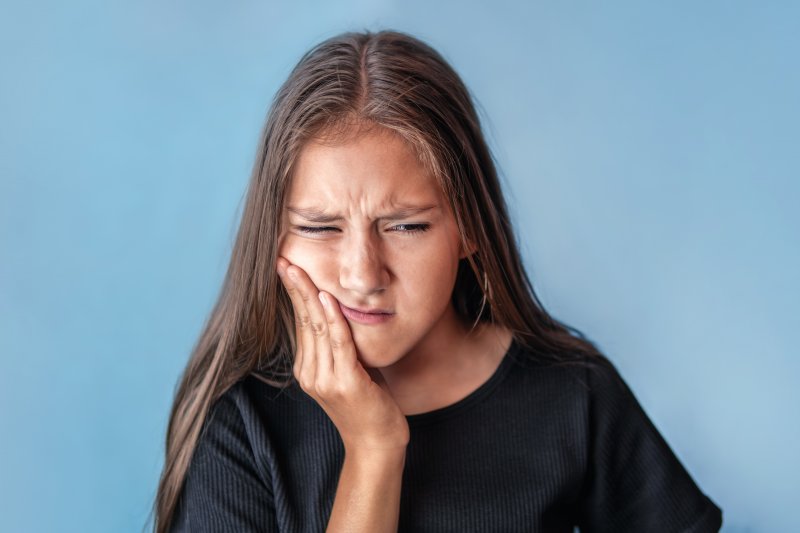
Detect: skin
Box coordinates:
(276, 125, 512, 418)
(275, 124, 512, 531)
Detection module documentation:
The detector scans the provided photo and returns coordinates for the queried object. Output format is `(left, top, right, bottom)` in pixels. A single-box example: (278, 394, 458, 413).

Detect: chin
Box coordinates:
(354, 346, 396, 369)
(351, 334, 406, 369)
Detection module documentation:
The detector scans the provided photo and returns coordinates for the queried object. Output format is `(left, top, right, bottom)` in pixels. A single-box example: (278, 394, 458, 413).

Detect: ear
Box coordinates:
(459, 239, 478, 259)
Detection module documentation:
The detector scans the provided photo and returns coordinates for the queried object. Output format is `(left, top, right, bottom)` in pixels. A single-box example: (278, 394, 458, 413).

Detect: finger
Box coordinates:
(318, 291, 359, 381)
(286, 267, 315, 387)
(286, 266, 334, 386)
(276, 258, 303, 375)
(285, 264, 325, 389)
(277, 262, 314, 386)
(316, 291, 344, 382)
(275, 256, 303, 379)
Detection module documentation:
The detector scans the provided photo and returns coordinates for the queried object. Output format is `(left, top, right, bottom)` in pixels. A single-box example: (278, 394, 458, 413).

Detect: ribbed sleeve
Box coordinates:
(576, 356, 722, 532)
(170, 392, 278, 532)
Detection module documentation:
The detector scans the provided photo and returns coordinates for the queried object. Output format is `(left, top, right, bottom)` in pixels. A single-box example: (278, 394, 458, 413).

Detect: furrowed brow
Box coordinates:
(286, 205, 438, 223)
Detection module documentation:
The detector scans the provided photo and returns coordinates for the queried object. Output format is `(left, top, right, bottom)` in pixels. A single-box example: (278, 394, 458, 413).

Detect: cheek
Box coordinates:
(278, 239, 335, 288)
(396, 250, 460, 305)
(278, 233, 460, 292)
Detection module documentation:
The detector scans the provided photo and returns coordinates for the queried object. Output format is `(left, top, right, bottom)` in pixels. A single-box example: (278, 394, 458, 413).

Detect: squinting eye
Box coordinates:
(295, 224, 431, 235)
(392, 224, 430, 234)
(296, 226, 335, 234)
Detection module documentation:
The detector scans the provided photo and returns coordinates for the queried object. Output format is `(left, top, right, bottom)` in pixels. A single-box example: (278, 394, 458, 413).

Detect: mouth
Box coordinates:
(338, 302, 395, 325)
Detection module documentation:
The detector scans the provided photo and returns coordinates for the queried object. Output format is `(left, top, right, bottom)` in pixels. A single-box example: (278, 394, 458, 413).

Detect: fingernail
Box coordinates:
(318, 292, 328, 308)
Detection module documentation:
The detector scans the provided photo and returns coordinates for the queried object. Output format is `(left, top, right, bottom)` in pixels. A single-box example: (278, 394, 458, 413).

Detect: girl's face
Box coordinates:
(277, 126, 470, 369)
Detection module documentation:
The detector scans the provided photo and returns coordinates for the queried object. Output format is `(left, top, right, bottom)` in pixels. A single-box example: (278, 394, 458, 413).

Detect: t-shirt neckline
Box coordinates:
(404, 336, 520, 427)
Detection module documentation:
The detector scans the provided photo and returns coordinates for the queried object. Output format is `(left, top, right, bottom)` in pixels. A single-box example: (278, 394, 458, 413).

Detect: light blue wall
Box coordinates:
(1, 2, 797, 531)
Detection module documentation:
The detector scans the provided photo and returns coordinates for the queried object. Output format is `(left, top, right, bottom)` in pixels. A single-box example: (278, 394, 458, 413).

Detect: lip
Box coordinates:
(338, 302, 395, 325)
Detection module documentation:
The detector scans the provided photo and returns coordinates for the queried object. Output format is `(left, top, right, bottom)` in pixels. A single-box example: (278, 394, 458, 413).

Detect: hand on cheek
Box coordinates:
(275, 256, 410, 453)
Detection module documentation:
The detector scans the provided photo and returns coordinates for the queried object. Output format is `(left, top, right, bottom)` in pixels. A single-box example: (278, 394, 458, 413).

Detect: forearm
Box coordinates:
(326, 448, 406, 532)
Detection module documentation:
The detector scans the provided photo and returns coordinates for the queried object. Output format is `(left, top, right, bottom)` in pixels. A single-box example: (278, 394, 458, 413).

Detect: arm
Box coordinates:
(326, 448, 406, 532)
(276, 260, 411, 531)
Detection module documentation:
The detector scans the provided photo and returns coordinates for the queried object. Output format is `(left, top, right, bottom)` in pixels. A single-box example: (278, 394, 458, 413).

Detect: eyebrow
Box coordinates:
(286, 204, 439, 223)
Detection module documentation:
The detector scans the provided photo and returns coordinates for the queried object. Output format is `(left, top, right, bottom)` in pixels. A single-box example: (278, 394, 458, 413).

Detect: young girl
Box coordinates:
(153, 30, 722, 532)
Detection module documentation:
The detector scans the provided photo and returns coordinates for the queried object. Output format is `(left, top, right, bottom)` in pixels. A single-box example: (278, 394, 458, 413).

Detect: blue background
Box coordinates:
(1, 2, 797, 532)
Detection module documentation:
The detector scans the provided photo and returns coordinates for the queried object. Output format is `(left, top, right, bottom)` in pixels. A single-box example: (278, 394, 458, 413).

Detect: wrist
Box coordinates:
(344, 444, 407, 468)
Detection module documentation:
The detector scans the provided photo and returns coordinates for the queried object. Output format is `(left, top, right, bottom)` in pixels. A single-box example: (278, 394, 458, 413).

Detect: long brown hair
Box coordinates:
(150, 29, 603, 532)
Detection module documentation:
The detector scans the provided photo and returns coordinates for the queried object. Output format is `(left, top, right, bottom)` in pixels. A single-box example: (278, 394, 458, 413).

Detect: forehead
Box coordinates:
(287, 127, 442, 209)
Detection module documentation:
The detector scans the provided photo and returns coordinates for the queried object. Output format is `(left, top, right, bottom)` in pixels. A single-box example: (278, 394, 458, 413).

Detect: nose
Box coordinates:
(338, 229, 389, 295)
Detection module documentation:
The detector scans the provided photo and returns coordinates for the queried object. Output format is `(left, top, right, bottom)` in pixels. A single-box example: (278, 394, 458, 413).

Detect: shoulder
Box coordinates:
(206, 371, 333, 449)
(193, 375, 296, 468)
(193, 380, 263, 467)
(209, 372, 307, 421)
(508, 344, 674, 442)
(504, 343, 671, 450)
(174, 378, 282, 532)
(507, 341, 623, 405)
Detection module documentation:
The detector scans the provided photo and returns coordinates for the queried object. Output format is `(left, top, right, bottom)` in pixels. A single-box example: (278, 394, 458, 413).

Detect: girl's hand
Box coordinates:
(276, 256, 410, 454)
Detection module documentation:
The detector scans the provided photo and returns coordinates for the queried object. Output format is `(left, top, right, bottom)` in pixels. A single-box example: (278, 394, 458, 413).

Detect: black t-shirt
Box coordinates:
(170, 337, 723, 532)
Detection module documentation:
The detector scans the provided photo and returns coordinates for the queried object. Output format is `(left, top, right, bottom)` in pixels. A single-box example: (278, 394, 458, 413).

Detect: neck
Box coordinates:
(376, 304, 509, 411)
